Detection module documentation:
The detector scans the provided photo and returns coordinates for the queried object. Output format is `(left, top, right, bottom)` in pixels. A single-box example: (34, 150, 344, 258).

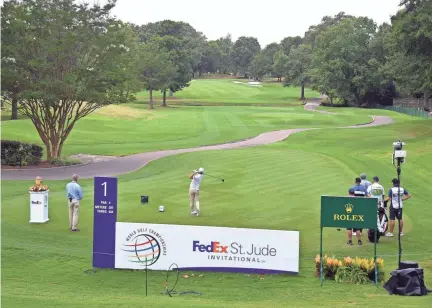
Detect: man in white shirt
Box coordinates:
(189, 167, 204, 216)
(367, 176, 385, 208)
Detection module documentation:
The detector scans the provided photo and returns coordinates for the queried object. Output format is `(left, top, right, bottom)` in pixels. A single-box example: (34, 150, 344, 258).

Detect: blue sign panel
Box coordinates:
(92, 176, 118, 268)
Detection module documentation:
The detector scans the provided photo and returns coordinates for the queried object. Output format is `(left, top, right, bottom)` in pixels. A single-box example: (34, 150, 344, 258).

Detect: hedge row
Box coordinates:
(1, 140, 43, 166)
(321, 102, 348, 107)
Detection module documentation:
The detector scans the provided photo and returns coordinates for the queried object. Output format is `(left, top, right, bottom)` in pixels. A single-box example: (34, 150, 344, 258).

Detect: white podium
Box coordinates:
(29, 191, 49, 223)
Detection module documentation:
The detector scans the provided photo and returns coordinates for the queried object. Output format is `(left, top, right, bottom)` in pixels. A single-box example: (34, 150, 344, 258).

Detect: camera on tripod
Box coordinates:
(392, 140, 406, 165)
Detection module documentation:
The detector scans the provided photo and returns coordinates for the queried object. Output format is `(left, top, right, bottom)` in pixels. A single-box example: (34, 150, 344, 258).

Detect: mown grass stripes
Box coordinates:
(1, 105, 371, 158)
(2, 108, 432, 307)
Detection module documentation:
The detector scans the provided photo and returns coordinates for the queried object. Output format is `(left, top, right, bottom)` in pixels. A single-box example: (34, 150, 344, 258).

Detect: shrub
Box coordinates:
(47, 157, 81, 166)
(321, 101, 348, 107)
(1, 140, 43, 166)
(314, 254, 385, 284)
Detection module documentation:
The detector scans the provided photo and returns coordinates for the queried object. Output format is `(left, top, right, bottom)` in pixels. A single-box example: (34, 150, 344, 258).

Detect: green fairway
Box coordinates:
(2, 110, 431, 307)
(1, 105, 371, 157)
(136, 78, 320, 105)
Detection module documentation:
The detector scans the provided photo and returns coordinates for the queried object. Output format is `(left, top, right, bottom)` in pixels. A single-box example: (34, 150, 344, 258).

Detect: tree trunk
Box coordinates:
(44, 142, 52, 160)
(45, 142, 62, 160)
(300, 82, 305, 100)
(424, 90, 430, 110)
(11, 93, 18, 120)
(149, 88, 154, 109)
(161, 90, 167, 107)
(330, 95, 334, 106)
(169, 89, 174, 97)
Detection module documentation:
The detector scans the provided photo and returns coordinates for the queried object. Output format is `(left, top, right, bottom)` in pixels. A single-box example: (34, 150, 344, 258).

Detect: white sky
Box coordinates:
(109, 0, 403, 47)
(1, 0, 403, 47)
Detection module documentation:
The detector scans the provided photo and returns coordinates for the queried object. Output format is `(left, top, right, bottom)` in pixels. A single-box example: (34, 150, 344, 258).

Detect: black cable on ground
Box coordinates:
(162, 263, 180, 297)
(161, 263, 203, 297)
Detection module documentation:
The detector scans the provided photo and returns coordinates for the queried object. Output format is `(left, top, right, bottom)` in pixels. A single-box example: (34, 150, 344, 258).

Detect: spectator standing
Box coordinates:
(65, 174, 83, 231)
(384, 178, 411, 237)
(360, 173, 371, 191)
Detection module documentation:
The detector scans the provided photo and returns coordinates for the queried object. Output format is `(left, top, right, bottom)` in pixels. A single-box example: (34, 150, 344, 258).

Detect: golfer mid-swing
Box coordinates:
(189, 167, 204, 216)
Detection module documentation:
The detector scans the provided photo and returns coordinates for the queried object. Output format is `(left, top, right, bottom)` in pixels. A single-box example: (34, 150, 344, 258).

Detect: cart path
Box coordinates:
(1, 103, 394, 180)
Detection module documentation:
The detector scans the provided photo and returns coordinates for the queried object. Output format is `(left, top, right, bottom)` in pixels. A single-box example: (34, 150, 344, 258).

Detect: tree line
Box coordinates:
(1, 0, 431, 159)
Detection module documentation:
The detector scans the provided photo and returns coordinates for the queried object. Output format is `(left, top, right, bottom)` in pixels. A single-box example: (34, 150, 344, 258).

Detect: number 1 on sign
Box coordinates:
(102, 182, 107, 197)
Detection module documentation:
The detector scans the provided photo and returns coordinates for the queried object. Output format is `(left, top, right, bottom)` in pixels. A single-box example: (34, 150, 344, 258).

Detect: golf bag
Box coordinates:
(368, 206, 388, 243)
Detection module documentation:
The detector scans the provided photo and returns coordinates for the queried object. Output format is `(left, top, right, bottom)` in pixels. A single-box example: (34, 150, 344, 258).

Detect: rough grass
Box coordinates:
(2, 112, 431, 307)
(93, 105, 167, 120)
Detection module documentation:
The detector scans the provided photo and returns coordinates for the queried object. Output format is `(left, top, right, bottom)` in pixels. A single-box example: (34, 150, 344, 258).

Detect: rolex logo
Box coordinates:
(345, 203, 354, 214)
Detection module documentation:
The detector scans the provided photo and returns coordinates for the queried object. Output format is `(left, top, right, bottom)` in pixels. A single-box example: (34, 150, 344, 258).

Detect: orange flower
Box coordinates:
(326, 258, 333, 266)
(315, 255, 321, 263)
(344, 256, 352, 265)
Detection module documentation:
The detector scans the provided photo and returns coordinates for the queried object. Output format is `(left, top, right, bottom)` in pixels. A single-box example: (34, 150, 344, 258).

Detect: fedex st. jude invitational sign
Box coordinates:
(115, 222, 299, 274)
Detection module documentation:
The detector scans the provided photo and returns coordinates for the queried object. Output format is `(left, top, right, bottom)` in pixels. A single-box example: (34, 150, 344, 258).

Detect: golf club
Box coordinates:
(206, 173, 225, 182)
(194, 170, 224, 182)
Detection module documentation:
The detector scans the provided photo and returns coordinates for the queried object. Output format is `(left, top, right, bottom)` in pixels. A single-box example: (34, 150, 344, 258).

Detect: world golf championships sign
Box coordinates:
(92, 177, 300, 274)
(320, 196, 377, 229)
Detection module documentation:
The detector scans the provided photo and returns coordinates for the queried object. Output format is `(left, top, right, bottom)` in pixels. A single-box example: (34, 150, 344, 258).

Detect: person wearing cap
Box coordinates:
(189, 167, 204, 216)
(346, 177, 368, 245)
(367, 176, 385, 208)
(384, 178, 411, 237)
(360, 173, 371, 190)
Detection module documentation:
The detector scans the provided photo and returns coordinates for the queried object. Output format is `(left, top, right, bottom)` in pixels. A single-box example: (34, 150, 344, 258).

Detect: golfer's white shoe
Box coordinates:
(400, 232, 404, 236)
(385, 232, 394, 237)
(195, 209, 200, 217)
(191, 211, 196, 215)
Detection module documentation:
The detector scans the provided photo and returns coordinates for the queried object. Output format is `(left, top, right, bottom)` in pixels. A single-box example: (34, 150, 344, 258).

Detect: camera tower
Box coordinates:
(392, 140, 406, 269)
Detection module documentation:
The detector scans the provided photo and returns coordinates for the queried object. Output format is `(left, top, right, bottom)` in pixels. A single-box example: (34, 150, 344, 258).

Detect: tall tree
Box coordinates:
(135, 20, 206, 96)
(0, 0, 138, 159)
(303, 12, 354, 49)
(261, 43, 280, 76)
(280, 36, 302, 55)
(388, 0, 432, 109)
(1, 0, 27, 120)
(138, 41, 177, 109)
(250, 52, 272, 80)
(197, 40, 223, 75)
(284, 44, 313, 100)
(230, 36, 261, 77)
(311, 17, 379, 105)
(150, 35, 192, 106)
(273, 50, 289, 82)
(215, 34, 234, 74)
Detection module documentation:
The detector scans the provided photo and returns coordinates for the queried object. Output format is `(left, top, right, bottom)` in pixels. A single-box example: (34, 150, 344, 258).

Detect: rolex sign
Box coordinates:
(320, 196, 377, 229)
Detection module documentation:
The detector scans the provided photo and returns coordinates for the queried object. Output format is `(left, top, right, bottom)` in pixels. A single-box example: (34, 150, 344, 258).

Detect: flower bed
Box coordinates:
(315, 254, 385, 284)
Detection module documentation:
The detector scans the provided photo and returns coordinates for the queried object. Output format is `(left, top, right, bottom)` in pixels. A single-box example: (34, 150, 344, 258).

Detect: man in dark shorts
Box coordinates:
(384, 178, 411, 237)
(346, 177, 367, 245)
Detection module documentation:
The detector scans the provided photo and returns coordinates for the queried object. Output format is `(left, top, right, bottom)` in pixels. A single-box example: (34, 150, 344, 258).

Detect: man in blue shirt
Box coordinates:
(384, 178, 411, 237)
(346, 177, 368, 245)
(66, 174, 83, 231)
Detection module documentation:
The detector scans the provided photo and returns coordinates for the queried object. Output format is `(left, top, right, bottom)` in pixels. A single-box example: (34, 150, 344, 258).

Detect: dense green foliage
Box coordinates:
(0, 140, 43, 166)
(1, 0, 140, 157)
